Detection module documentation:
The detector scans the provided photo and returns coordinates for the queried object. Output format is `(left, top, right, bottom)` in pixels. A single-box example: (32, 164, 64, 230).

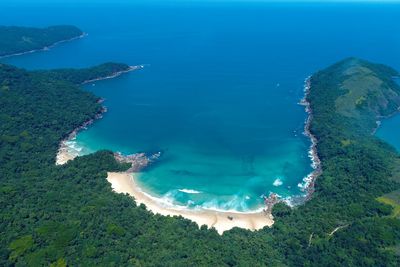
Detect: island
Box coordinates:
(0, 27, 399, 265)
(0, 25, 84, 57)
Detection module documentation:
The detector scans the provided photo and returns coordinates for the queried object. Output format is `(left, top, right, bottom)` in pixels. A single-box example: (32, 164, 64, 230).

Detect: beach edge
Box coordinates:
(107, 171, 274, 234)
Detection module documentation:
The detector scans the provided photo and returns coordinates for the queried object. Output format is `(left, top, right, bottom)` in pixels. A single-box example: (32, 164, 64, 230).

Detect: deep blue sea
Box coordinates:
(1, 1, 400, 211)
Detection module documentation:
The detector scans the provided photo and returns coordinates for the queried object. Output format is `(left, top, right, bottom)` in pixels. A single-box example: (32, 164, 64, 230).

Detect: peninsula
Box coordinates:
(0, 25, 84, 57)
(0, 23, 399, 265)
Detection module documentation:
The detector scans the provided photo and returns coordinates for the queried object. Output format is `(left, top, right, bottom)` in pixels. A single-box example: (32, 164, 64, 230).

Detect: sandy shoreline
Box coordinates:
(56, 66, 142, 165)
(57, 142, 274, 233)
(57, 144, 274, 233)
(107, 172, 273, 234)
(56, 105, 107, 165)
(56, 143, 78, 165)
(54, 74, 322, 234)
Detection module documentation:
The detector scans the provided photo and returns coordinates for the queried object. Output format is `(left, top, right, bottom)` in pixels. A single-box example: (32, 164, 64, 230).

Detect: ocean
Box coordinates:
(1, 1, 400, 211)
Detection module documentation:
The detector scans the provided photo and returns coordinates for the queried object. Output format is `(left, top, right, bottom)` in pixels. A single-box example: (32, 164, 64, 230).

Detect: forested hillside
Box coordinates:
(270, 58, 400, 265)
(35, 62, 133, 85)
(0, 25, 83, 57)
(0, 63, 282, 266)
(0, 54, 399, 265)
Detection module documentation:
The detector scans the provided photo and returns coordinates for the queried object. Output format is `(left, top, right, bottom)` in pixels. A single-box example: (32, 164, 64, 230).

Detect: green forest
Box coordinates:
(0, 27, 399, 266)
(35, 63, 132, 85)
(0, 25, 83, 57)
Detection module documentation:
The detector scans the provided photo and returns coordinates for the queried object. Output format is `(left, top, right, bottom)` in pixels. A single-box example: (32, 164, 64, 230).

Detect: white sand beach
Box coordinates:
(56, 141, 77, 165)
(53, 61, 274, 234)
(107, 172, 274, 234)
(56, 145, 274, 233)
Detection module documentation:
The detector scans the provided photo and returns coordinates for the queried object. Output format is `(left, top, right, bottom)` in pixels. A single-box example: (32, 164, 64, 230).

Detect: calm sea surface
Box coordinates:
(1, 1, 400, 211)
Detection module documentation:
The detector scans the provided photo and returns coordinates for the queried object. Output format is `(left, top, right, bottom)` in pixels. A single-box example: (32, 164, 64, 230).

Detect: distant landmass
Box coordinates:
(34, 63, 136, 85)
(0, 25, 399, 266)
(0, 25, 84, 57)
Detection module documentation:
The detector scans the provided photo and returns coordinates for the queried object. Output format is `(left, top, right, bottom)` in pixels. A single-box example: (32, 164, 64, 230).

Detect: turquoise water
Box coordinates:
(1, 1, 400, 211)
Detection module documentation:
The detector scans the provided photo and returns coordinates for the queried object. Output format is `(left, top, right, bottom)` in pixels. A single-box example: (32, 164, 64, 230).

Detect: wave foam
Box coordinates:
(178, 188, 202, 194)
(200, 195, 263, 213)
(132, 182, 266, 214)
(273, 178, 283, 187)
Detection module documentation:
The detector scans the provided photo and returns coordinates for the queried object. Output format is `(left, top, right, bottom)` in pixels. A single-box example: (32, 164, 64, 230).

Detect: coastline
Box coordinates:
(55, 103, 274, 234)
(57, 143, 273, 233)
(81, 65, 143, 85)
(55, 74, 319, 234)
(299, 76, 322, 199)
(0, 32, 87, 59)
(57, 133, 274, 234)
(371, 107, 400, 135)
(56, 65, 142, 165)
(56, 104, 107, 165)
(107, 172, 273, 234)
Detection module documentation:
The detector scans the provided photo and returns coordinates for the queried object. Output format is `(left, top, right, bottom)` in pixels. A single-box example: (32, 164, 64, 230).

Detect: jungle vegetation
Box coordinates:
(0, 27, 399, 266)
(0, 25, 83, 57)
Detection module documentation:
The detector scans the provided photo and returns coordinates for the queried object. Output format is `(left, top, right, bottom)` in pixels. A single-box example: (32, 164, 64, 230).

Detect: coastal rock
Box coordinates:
(265, 76, 322, 210)
(114, 151, 161, 172)
(56, 106, 107, 165)
(263, 193, 279, 214)
(301, 76, 322, 198)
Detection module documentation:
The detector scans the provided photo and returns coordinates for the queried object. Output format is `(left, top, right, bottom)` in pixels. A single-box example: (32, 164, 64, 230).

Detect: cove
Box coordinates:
(2, 1, 400, 211)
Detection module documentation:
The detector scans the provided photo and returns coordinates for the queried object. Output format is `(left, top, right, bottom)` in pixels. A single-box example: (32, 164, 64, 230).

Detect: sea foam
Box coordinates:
(178, 188, 202, 194)
(273, 178, 283, 187)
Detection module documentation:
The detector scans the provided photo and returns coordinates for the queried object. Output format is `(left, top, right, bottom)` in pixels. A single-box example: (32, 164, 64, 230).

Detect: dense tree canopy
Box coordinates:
(270, 58, 400, 265)
(35, 62, 132, 85)
(0, 39, 399, 266)
(0, 25, 83, 57)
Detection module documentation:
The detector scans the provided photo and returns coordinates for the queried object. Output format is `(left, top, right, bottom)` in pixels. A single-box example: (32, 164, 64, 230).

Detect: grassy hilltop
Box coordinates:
(270, 58, 400, 265)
